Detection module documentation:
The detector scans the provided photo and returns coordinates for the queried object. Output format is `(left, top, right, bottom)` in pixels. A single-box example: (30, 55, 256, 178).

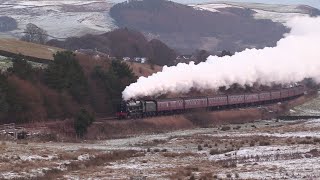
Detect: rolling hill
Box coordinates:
(0, 0, 319, 55)
(0, 38, 64, 62)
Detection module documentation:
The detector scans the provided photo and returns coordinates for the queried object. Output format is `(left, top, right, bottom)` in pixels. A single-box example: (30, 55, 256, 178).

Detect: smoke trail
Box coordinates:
(122, 16, 320, 100)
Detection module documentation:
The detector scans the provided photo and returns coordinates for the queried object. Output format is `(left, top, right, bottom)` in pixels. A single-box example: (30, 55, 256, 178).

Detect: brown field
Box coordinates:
(0, 38, 64, 61)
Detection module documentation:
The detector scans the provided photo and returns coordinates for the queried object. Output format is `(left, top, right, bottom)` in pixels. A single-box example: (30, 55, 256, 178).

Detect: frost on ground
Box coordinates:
(0, 0, 117, 39)
(1, 118, 320, 179)
(191, 2, 310, 24)
(290, 93, 320, 115)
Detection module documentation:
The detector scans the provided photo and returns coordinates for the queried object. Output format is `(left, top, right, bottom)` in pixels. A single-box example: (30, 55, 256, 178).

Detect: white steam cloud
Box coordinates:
(122, 16, 320, 100)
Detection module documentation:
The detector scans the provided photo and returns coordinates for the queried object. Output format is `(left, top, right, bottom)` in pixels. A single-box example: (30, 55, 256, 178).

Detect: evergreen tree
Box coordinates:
(44, 51, 88, 103)
(74, 108, 95, 138)
(91, 60, 136, 112)
(0, 75, 9, 115)
(7, 55, 35, 81)
(111, 60, 135, 80)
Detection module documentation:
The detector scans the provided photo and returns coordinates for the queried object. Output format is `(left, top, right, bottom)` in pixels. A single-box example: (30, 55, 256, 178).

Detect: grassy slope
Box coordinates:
(0, 39, 64, 61)
(126, 61, 162, 77)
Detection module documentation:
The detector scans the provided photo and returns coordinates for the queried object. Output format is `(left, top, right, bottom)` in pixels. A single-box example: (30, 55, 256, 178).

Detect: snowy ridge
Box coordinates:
(0, 0, 117, 39)
(191, 1, 314, 23)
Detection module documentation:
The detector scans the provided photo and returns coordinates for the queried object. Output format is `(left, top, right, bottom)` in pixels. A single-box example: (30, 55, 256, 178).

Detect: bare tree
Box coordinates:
(21, 23, 48, 44)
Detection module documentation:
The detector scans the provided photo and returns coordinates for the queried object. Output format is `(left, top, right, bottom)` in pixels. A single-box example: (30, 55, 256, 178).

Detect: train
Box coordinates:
(116, 85, 305, 119)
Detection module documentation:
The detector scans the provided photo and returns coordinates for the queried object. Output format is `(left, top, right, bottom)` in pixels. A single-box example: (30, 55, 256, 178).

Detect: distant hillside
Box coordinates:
(47, 28, 176, 66)
(0, 16, 17, 32)
(110, 0, 289, 53)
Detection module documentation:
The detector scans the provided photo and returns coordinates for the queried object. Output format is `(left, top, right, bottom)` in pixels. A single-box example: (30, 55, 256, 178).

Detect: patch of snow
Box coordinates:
(209, 144, 316, 161)
(191, 2, 310, 24)
(77, 154, 91, 161)
(0, 0, 117, 39)
(0, 172, 22, 179)
(19, 154, 57, 161)
(191, 4, 235, 12)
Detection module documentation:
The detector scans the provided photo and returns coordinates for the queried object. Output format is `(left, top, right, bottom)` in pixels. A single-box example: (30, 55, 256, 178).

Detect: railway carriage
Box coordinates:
(156, 98, 184, 113)
(259, 92, 271, 102)
(184, 97, 208, 109)
(116, 85, 305, 119)
(244, 93, 259, 104)
(228, 94, 245, 105)
(280, 89, 289, 99)
(288, 88, 295, 97)
(208, 95, 228, 109)
(270, 90, 281, 100)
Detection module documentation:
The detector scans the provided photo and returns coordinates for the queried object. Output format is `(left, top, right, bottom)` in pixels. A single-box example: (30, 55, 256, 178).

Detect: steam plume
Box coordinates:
(123, 16, 320, 100)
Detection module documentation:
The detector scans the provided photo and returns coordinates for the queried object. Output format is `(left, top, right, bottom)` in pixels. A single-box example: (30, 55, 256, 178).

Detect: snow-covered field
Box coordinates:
(290, 93, 320, 115)
(191, 2, 311, 23)
(1, 117, 320, 179)
(0, 0, 316, 39)
(0, 0, 117, 39)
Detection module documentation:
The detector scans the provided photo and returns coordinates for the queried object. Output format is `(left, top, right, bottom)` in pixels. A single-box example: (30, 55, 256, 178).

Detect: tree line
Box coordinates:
(0, 51, 136, 136)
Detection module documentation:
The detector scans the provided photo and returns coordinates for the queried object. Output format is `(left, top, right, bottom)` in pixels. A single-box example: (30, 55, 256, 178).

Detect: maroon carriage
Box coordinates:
(228, 94, 245, 105)
(244, 93, 259, 103)
(208, 95, 228, 107)
(280, 89, 289, 99)
(259, 92, 271, 101)
(288, 88, 295, 97)
(270, 90, 281, 100)
(184, 97, 208, 109)
(156, 98, 184, 112)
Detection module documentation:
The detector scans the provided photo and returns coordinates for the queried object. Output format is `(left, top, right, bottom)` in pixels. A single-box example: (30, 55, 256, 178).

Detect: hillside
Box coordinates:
(110, 0, 289, 53)
(126, 61, 162, 77)
(0, 0, 116, 39)
(48, 28, 177, 66)
(0, 38, 64, 61)
(192, 2, 320, 23)
(0, 16, 17, 32)
(0, 0, 318, 54)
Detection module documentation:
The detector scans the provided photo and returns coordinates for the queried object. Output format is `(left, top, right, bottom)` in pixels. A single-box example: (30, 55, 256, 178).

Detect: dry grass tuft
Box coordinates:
(162, 152, 196, 158)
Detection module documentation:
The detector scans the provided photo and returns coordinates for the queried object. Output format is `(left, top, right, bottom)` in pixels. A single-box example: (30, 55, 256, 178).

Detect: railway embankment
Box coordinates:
(85, 92, 317, 140)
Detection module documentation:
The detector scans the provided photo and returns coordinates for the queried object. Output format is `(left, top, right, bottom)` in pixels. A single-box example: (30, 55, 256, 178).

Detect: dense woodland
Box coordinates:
(0, 52, 136, 125)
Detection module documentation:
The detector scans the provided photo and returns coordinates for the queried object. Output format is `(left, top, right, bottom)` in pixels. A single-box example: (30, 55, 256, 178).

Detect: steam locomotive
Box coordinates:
(116, 85, 305, 119)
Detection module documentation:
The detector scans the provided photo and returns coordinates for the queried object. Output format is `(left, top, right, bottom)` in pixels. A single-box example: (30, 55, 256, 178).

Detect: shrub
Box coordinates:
(233, 125, 241, 130)
(213, 175, 218, 179)
(161, 149, 167, 152)
(189, 174, 195, 180)
(298, 140, 313, 144)
(221, 126, 231, 131)
(235, 173, 240, 178)
(314, 138, 320, 143)
(153, 148, 160, 152)
(74, 108, 95, 138)
(209, 149, 220, 155)
(259, 141, 270, 146)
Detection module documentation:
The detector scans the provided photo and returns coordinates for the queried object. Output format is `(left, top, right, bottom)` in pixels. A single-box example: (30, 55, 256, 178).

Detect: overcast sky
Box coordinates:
(111, 0, 320, 9)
